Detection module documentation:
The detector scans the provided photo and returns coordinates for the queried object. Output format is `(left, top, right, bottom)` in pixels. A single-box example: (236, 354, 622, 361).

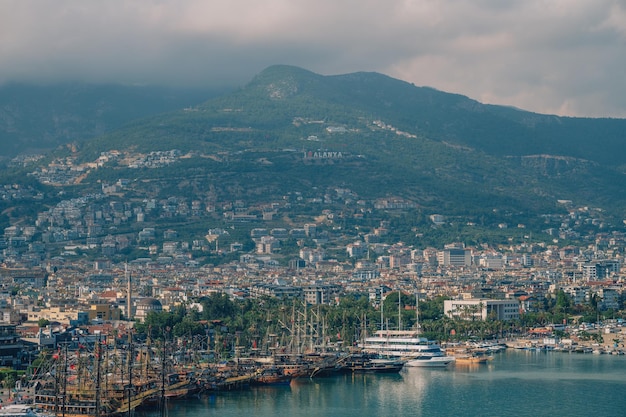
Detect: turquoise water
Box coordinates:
(140, 351, 626, 417)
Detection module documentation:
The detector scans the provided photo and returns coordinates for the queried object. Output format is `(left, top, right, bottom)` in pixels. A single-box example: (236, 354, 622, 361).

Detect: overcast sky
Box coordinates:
(1, 0, 625, 118)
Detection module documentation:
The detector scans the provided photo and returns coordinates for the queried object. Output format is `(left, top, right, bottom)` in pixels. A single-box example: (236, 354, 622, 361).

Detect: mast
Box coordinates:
(126, 263, 132, 322)
(95, 335, 102, 417)
(62, 343, 68, 417)
(127, 333, 133, 417)
(398, 290, 402, 331)
(160, 327, 170, 417)
(126, 263, 134, 417)
(415, 292, 420, 333)
(292, 301, 298, 354)
(53, 347, 59, 416)
(380, 286, 384, 331)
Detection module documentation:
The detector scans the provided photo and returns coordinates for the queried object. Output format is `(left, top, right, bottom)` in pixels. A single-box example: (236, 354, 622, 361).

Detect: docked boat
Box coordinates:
(305, 354, 344, 378)
(251, 366, 293, 385)
(33, 378, 160, 417)
(358, 328, 454, 368)
(359, 330, 448, 358)
(358, 292, 453, 367)
(454, 355, 492, 365)
(340, 354, 405, 374)
(29, 334, 205, 417)
(163, 372, 201, 399)
(404, 355, 456, 368)
(251, 352, 343, 379)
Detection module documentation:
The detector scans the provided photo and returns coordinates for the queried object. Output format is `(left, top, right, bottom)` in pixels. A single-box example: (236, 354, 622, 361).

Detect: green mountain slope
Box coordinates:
(32, 65, 626, 224)
(0, 82, 225, 158)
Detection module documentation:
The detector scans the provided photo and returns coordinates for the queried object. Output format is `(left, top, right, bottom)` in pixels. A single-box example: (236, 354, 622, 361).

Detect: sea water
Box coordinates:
(138, 350, 626, 417)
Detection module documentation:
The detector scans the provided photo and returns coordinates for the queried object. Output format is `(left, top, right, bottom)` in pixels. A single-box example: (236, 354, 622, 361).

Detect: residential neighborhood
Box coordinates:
(1, 151, 625, 372)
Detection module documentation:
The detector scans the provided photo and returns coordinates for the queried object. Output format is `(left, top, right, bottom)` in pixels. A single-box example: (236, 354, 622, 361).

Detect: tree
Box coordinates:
(1, 373, 15, 391)
(173, 318, 206, 338)
(589, 293, 599, 312)
(555, 290, 572, 311)
(199, 293, 237, 320)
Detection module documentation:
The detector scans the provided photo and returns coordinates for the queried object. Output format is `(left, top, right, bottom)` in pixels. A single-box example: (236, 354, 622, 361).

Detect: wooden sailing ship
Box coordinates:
(30, 337, 155, 417)
(29, 332, 199, 417)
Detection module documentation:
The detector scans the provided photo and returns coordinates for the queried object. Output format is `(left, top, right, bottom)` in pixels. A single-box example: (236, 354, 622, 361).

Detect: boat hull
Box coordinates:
(404, 356, 455, 368)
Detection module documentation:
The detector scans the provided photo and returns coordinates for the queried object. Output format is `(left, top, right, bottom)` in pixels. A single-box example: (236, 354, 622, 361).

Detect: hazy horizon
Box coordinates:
(2, 1, 625, 118)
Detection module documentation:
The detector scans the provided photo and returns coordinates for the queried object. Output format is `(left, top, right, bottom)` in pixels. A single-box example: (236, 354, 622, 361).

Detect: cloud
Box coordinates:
(0, 0, 624, 117)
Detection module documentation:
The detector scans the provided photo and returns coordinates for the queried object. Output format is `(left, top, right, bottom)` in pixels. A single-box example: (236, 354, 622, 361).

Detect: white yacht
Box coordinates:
(358, 292, 454, 367)
(359, 330, 442, 356)
(404, 355, 456, 368)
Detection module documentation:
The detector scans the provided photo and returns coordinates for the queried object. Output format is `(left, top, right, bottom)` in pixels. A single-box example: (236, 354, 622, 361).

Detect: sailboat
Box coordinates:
(30, 332, 183, 417)
(31, 338, 129, 417)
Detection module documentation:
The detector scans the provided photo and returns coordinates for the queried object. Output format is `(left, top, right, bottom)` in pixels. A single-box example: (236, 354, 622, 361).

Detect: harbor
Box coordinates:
(131, 350, 626, 417)
(2, 329, 625, 417)
(1, 284, 624, 416)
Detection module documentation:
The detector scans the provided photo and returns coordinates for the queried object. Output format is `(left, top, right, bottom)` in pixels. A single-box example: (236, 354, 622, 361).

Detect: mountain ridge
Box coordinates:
(0, 82, 227, 158)
(202, 65, 625, 167)
(3, 65, 625, 230)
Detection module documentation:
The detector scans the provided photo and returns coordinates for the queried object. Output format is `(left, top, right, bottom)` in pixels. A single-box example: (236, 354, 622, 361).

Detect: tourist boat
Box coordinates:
(358, 328, 454, 368)
(29, 336, 202, 417)
(251, 367, 293, 385)
(248, 352, 344, 379)
(454, 355, 492, 365)
(359, 329, 448, 358)
(161, 372, 201, 399)
(340, 354, 405, 373)
(358, 292, 453, 367)
(288, 352, 344, 378)
(307, 355, 344, 377)
(33, 378, 160, 417)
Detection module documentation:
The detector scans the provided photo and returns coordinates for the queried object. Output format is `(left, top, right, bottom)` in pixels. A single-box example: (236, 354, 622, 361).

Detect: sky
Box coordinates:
(1, 0, 625, 118)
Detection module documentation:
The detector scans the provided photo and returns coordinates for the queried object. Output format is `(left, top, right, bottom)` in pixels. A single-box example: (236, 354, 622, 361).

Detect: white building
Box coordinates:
(256, 236, 280, 254)
(444, 299, 520, 321)
(437, 248, 471, 267)
(479, 253, 505, 269)
(581, 260, 620, 281)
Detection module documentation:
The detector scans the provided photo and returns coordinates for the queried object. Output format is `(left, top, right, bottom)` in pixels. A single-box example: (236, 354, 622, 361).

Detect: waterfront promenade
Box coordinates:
(502, 324, 626, 353)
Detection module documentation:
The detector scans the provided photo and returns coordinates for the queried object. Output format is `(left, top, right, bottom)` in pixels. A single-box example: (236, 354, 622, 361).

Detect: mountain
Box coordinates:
(0, 82, 227, 158)
(79, 65, 626, 164)
(5, 65, 626, 237)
